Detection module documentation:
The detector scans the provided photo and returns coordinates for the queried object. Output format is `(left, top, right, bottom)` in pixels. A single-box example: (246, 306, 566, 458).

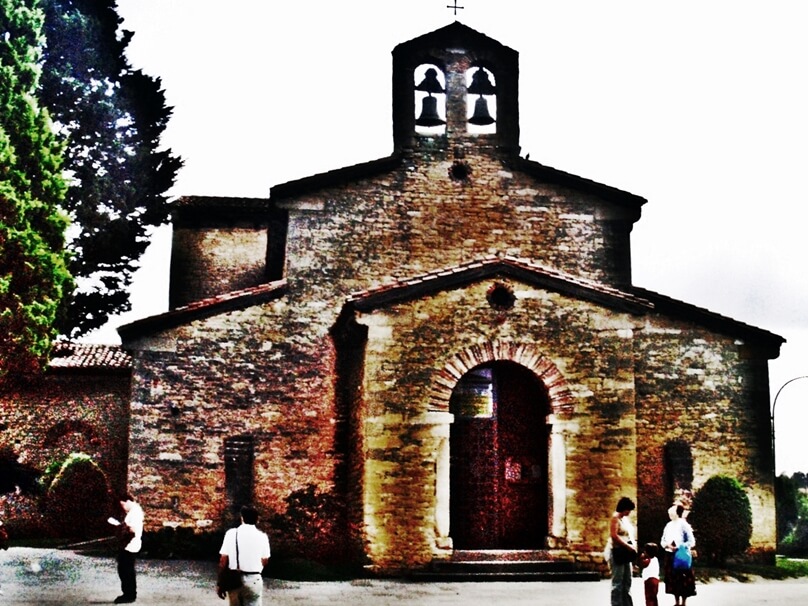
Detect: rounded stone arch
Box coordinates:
(428, 340, 574, 548)
(428, 340, 574, 416)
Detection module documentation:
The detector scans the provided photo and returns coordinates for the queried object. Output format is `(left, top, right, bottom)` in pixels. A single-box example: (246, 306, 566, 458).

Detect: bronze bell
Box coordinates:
(416, 95, 445, 127)
(467, 67, 496, 96)
(468, 96, 495, 125)
(416, 68, 444, 94)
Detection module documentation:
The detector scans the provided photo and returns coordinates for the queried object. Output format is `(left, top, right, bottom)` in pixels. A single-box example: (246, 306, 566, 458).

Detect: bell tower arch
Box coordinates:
(392, 22, 520, 153)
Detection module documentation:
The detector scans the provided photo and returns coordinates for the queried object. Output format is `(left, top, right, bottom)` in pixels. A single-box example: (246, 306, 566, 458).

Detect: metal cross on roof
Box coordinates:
(446, 1, 464, 16)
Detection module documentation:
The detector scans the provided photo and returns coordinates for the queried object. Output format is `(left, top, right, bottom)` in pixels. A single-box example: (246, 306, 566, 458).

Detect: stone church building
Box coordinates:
(114, 22, 782, 573)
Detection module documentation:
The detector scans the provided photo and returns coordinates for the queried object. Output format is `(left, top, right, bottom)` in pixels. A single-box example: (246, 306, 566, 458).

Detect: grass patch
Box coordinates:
(694, 557, 808, 582)
(775, 556, 808, 577)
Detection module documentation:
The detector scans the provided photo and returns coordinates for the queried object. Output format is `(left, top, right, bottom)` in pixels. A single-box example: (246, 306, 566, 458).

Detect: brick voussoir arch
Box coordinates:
(428, 340, 574, 414)
(43, 419, 101, 449)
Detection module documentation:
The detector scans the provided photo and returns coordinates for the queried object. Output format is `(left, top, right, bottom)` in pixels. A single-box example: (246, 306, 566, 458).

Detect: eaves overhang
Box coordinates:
(507, 156, 648, 219)
(118, 279, 288, 343)
(346, 256, 653, 315)
(270, 155, 403, 201)
(172, 196, 273, 228)
(631, 286, 785, 355)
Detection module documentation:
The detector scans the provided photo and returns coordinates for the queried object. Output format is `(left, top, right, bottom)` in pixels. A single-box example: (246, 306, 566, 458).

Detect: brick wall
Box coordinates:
(126, 302, 342, 536)
(0, 373, 131, 495)
(634, 315, 776, 557)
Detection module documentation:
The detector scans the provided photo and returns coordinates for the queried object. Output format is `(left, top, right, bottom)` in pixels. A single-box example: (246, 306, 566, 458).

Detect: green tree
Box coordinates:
(39, 0, 182, 337)
(0, 0, 72, 377)
(689, 475, 753, 565)
(776, 473, 800, 544)
(781, 493, 808, 557)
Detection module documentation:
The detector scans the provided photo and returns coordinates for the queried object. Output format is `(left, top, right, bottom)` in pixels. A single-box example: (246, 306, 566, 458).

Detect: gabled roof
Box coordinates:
(270, 155, 402, 201)
(118, 280, 288, 342)
(48, 342, 131, 374)
(630, 286, 785, 350)
(269, 152, 646, 215)
(347, 255, 653, 314)
(508, 156, 647, 214)
(393, 21, 517, 60)
(346, 257, 784, 351)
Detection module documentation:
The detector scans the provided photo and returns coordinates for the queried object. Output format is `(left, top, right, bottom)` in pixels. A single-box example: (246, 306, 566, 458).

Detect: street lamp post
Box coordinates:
(771, 375, 808, 475)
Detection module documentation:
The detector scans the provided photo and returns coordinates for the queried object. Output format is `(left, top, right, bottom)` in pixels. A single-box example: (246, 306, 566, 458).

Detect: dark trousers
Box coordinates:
(644, 578, 659, 606)
(117, 549, 137, 598)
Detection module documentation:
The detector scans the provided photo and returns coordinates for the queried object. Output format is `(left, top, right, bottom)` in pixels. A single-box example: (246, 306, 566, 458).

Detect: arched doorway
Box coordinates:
(449, 361, 550, 549)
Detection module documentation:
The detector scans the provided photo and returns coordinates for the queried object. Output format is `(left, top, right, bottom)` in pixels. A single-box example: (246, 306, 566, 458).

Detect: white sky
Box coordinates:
(93, 0, 808, 475)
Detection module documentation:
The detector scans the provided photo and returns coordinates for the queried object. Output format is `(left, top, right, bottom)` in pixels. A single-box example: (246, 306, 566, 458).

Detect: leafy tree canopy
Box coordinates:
(0, 0, 72, 377)
(39, 0, 182, 337)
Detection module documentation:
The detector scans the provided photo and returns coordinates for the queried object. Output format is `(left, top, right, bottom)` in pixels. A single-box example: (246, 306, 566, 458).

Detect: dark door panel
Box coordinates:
(450, 362, 549, 550)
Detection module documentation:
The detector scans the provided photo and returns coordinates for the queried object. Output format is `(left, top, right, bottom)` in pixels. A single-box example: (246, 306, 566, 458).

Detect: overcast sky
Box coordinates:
(101, 0, 808, 474)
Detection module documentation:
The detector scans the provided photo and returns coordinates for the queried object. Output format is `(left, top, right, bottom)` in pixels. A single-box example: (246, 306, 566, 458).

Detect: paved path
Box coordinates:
(2, 547, 807, 605)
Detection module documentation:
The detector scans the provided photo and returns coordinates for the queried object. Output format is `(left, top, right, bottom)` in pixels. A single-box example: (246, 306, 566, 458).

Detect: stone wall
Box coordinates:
(354, 281, 641, 570)
(126, 301, 343, 538)
(169, 225, 268, 308)
(0, 372, 131, 496)
(634, 314, 776, 558)
(126, 145, 777, 571)
(277, 147, 638, 299)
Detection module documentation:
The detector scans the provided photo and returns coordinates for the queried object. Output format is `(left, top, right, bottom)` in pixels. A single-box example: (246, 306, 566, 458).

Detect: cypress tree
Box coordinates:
(0, 0, 72, 377)
(39, 0, 182, 337)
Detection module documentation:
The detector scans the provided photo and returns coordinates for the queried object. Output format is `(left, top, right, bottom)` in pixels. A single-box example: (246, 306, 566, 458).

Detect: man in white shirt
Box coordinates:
(217, 505, 271, 605)
(109, 493, 144, 604)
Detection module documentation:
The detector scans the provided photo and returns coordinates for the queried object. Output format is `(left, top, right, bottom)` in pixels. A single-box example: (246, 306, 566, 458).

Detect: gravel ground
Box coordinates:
(2, 547, 807, 605)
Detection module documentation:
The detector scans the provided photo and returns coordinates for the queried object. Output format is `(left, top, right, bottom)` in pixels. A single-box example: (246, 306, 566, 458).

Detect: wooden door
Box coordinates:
(449, 362, 549, 549)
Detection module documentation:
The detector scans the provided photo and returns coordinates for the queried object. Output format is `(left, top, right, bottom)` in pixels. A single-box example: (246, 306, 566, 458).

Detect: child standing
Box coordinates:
(639, 542, 660, 606)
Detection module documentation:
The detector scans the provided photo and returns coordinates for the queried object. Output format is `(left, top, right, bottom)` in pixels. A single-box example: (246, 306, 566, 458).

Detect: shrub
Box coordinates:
(41, 453, 114, 540)
(776, 474, 801, 543)
(269, 484, 352, 564)
(689, 475, 752, 565)
(779, 493, 808, 557)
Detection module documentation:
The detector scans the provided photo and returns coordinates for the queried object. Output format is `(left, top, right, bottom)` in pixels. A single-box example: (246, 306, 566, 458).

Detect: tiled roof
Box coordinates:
(347, 255, 653, 314)
(269, 153, 646, 212)
(173, 195, 272, 211)
(630, 286, 785, 348)
(115, 262, 783, 351)
(48, 342, 132, 372)
(270, 155, 403, 200)
(346, 256, 785, 349)
(118, 279, 288, 341)
(509, 156, 647, 211)
(172, 196, 275, 227)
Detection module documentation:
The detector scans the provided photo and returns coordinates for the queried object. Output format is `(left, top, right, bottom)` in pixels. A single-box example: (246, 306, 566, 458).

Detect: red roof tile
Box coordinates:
(48, 342, 132, 371)
(118, 279, 288, 341)
(348, 255, 652, 313)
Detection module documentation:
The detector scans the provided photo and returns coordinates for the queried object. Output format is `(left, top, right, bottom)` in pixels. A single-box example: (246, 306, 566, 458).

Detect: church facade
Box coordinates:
(118, 23, 782, 573)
